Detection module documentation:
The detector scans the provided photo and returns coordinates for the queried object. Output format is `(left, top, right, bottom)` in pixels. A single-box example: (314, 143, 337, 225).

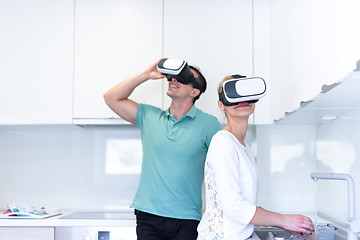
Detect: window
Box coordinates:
(105, 139, 142, 174)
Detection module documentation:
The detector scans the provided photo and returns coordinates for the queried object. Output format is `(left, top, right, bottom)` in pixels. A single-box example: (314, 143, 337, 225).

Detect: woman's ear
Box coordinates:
(218, 100, 225, 111)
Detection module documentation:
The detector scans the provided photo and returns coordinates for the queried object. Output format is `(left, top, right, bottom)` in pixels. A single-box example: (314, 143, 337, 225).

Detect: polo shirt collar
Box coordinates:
(165, 105, 198, 119)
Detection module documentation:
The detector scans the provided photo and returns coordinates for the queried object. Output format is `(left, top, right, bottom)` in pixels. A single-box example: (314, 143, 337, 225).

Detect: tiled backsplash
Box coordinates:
(0, 123, 359, 222)
(0, 125, 140, 211)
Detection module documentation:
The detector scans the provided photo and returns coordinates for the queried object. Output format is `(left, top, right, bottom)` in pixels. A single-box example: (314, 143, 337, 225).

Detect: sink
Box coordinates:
(254, 224, 338, 240)
(254, 227, 291, 239)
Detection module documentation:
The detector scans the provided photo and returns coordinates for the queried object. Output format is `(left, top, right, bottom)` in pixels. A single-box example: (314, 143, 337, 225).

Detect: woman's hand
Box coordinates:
(280, 214, 314, 234)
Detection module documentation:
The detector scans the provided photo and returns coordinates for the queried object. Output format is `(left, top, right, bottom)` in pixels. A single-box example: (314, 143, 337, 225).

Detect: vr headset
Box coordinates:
(157, 58, 198, 86)
(218, 75, 266, 106)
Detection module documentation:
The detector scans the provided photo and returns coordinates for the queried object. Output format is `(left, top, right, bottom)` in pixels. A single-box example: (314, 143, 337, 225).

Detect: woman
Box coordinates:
(197, 75, 314, 240)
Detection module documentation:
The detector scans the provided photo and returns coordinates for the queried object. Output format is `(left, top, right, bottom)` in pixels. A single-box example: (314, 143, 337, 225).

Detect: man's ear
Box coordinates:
(191, 88, 200, 98)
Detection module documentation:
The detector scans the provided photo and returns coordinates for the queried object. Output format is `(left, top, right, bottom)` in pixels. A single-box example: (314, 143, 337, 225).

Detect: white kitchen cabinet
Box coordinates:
(276, 69, 360, 125)
(0, 0, 74, 124)
(0, 227, 54, 240)
(163, 0, 255, 124)
(269, 0, 360, 121)
(72, 0, 360, 124)
(73, 0, 163, 121)
(73, 0, 273, 125)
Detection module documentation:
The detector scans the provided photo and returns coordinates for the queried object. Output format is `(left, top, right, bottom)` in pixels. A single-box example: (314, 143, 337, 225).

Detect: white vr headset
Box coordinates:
(157, 58, 197, 85)
(219, 76, 266, 106)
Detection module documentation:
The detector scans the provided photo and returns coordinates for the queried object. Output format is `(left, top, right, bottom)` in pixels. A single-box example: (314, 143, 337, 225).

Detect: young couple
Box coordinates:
(104, 59, 314, 240)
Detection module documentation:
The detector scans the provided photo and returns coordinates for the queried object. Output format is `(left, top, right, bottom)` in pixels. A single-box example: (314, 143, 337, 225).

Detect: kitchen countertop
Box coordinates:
(0, 211, 350, 240)
(0, 210, 136, 227)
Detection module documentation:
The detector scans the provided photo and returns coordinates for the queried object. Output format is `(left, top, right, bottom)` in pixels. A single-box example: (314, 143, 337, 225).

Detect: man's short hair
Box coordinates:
(189, 65, 207, 103)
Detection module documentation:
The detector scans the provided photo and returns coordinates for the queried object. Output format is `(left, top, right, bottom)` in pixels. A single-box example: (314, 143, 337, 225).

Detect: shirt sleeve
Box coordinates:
(207, 133, 257, 225)
(135, 103, 144, 128)
(205, 117, 222, 148)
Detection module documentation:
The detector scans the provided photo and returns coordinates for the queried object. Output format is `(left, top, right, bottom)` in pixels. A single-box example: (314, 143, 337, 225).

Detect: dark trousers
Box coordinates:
(135, 210, 200, 240)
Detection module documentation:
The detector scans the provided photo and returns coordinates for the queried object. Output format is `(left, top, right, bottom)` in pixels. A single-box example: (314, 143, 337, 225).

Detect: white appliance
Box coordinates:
(55, 211, 136, 240)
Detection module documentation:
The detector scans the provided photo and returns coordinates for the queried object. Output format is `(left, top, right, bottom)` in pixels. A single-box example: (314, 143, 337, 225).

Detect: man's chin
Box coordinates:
(166, 90, 173, 97)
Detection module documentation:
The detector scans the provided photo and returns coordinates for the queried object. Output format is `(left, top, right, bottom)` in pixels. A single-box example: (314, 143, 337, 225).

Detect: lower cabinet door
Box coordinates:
(0, 227, 54, 240)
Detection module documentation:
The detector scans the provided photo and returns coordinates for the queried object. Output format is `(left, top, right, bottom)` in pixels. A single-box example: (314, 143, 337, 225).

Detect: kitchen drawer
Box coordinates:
(0, 227, 54, 240)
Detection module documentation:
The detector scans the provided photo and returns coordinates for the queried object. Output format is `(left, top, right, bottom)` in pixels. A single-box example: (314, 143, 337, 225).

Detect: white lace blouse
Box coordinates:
(197, 130, 259, 240)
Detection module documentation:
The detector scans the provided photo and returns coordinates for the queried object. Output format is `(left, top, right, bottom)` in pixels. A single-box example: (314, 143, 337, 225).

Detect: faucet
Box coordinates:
(311, 173, 360, 240)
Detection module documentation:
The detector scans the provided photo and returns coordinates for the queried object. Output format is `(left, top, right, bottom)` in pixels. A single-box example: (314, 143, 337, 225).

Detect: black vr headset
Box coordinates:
(218, 75, 266, 106)
(157, 58, 202, 91)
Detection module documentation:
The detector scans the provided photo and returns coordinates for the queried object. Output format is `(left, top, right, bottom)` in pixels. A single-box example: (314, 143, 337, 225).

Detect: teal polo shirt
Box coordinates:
(131, 103, 221, 220)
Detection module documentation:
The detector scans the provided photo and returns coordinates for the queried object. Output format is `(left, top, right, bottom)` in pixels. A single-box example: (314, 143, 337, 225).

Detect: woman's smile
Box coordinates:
(234, 102, 251, 108)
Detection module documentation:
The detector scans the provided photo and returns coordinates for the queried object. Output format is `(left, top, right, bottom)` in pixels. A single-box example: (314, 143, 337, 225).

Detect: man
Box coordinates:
(104, 59, 221, 240)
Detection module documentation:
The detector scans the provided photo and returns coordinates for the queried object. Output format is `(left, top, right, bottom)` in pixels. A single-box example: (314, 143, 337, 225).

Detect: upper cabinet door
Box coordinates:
(269, 0, 360, 121)
(73, 0, 163, 120)
(0, 0, 74, 124)
(163, 0, 254, 124)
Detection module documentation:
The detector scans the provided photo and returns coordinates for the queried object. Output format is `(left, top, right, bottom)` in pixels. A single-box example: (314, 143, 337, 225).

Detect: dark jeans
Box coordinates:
(135, 210, 200, 240)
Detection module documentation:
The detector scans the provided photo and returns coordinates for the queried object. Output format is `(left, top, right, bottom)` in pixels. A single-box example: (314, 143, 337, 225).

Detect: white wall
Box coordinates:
(0, 125, 141, 211)
(316, 118, 360, 223)
(0, 124, 318, 213)
(256, 125, 318, 214)
(254, 120, 360, 222)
